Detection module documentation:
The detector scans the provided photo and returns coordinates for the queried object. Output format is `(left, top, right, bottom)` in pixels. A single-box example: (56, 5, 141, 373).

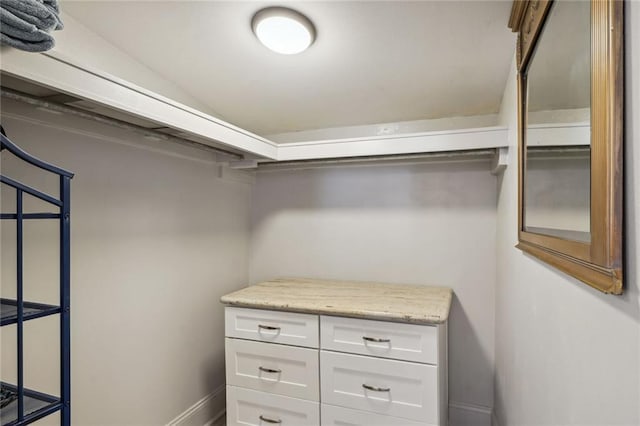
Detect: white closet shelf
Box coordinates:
(274, 126, 508, 162)
(0, 49, 278, 159)
(1, 50, 512, 164)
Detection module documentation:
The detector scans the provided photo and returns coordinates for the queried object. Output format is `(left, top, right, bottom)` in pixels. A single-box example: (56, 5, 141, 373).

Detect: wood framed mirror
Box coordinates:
(509, 0, 624, 294)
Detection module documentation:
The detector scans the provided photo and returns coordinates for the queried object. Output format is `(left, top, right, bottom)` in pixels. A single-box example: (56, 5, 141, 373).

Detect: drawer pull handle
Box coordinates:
(259, 415, 282, 424)
(362, 384, 390, 392)
(363, 336, 390, 343)
(259, 366, 282, 374)
(258, 324, 281, 331)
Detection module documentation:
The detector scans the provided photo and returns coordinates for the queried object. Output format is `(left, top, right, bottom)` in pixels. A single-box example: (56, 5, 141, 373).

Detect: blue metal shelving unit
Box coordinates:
(0, 132, 73, 426)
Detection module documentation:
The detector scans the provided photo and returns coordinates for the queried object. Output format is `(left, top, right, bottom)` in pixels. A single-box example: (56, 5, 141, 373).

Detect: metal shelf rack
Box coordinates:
(0, 131, 73, 426)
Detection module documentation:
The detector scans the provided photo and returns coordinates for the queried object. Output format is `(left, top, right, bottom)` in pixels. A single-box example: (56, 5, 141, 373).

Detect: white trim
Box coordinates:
(527, 122, 590, 147)
(276, 127, 508, 161)
(0, 49, 278, 159)
(166, 385, 226, 426)
(449, 401, 493, 426)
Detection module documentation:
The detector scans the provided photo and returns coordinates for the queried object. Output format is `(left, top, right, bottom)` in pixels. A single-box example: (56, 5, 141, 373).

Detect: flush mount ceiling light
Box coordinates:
(251, 7, 316, 55)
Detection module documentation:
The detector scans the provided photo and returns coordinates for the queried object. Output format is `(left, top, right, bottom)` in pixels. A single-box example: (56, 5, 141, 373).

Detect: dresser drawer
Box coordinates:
(321, 315, 439, 364)
(225, 307, 319, 348)
(226, 386, 319, 426)
(320, 351, 440, 423)
(225, 338, 319, 401)
(321, 404, 425, 426)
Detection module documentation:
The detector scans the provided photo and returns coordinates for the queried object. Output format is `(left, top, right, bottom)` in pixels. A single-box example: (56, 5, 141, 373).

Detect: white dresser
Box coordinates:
(221, 278, 452, 426)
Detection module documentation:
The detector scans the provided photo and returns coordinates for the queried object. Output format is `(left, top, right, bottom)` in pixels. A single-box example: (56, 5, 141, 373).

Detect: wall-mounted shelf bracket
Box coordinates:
(491, 147, 509, 175)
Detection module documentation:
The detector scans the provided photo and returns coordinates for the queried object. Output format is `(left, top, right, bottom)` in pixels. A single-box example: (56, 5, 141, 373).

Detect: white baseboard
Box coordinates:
(449, 401, 493, 426)
(204, 410, 226, 426)
(167, 385, 226, 426)
(492, 411, 501, 426)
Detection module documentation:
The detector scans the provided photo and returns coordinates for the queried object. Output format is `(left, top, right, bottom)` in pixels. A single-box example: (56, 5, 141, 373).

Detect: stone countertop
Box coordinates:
(220, 277, 453, 325)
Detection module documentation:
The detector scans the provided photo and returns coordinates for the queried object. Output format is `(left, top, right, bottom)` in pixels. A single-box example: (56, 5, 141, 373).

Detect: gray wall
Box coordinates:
(249, 161, 497, 424)
(0, 99, 251, 425)
(493, 3, 640, 424)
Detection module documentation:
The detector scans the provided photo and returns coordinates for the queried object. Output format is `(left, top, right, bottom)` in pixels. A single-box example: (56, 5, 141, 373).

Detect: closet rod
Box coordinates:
(0, 88, 243, 160)
(255, 149, 495, 171)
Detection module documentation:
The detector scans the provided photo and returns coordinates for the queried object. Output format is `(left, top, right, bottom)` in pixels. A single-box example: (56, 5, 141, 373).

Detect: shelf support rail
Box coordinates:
(59, 175, 71, 425)
(17, 189, 24, 423)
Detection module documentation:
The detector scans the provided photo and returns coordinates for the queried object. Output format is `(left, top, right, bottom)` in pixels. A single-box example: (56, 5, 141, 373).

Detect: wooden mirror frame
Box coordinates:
(508, 0, 624, 294)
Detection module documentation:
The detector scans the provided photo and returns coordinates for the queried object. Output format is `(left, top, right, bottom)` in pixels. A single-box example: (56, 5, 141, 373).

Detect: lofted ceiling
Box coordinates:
(61, 1, 516, 137)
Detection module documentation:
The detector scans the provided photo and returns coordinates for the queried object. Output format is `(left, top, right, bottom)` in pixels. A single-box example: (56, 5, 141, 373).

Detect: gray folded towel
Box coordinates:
(0, 0, 62, 52)
(1, 8, 53, 41)
(0, 32, 54, 52)
(44, 0, 60, 14)
(1, 0, 63, 31)
(43, 0, 65, 30)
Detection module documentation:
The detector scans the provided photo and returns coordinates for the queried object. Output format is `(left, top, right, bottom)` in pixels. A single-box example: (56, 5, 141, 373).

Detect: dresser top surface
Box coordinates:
(220, 278, 452, 324)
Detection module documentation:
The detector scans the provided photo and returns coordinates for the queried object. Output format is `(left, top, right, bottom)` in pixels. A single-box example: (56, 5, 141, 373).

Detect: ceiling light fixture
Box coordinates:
(251, 7, 316, 55)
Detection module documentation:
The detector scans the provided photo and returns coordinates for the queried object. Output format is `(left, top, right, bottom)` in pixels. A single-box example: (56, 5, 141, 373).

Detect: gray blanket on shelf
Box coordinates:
(0, 0, 63, 52)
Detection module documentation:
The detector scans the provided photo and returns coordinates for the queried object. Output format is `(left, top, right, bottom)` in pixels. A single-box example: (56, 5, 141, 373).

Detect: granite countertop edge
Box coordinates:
(220, 296, 450, 325)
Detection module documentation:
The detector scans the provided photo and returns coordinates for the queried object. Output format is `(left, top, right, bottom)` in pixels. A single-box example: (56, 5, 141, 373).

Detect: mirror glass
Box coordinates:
(524, 0, 591, 242)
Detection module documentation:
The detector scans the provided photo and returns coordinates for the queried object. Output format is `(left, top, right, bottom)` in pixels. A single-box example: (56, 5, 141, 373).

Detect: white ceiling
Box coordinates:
(62, 1, 516, 137)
